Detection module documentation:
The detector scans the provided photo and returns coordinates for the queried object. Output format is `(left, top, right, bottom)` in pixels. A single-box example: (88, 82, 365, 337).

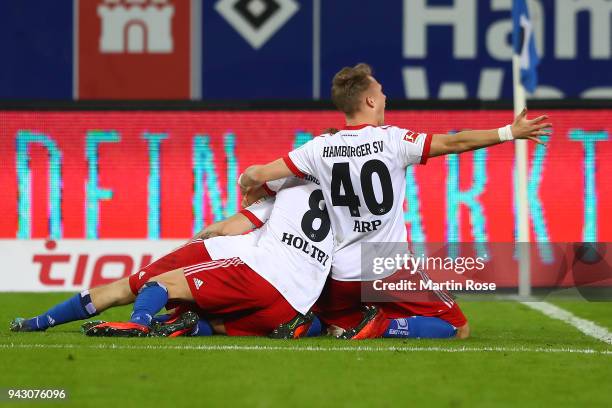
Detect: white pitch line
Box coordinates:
(1, 343, 611, 355)
(521, 301, 612, 345)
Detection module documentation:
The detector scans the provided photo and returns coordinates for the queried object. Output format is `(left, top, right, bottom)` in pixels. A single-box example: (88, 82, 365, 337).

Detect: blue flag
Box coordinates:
(512, 0, 540, 93)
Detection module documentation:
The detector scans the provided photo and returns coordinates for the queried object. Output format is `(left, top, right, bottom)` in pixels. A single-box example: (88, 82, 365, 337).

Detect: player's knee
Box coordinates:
(114, 278, 136, 305)
(90, 277, 135, 309)
(148, 269, 191, 300)
(455, 322, 470, 339)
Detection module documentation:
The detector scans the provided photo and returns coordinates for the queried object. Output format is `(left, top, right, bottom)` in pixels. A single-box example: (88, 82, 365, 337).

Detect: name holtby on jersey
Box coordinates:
(281, 232, 330, 266)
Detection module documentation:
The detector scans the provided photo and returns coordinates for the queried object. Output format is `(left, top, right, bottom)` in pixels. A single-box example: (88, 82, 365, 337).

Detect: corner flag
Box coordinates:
(512, 0, 540, 93)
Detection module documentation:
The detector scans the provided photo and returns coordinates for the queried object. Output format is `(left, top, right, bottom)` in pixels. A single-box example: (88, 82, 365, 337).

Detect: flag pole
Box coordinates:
(512, 54, 531, 298)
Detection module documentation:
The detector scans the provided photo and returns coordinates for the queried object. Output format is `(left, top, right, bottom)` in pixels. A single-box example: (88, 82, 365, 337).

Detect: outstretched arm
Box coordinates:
(191, 212, 256, 241)
(192, 194, 276, 241)
(429, 108, 551, 158)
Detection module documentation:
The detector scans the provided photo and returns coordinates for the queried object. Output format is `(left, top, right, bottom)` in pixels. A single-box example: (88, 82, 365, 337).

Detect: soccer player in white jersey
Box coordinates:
(77, 177, 334, 338)
(239, 63, 552, 339)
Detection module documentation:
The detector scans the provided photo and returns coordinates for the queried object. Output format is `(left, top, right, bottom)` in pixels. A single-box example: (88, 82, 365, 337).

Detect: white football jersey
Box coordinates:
(204, 177, 333, 314)
(286, 124, 431, 281)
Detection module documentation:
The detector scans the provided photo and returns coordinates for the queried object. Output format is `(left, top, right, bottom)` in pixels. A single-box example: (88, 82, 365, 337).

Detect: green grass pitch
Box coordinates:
(1, 293, 612, 407)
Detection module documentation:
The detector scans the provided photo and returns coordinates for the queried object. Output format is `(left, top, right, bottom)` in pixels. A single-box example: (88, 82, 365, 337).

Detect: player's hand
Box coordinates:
(238, 172, 261, 203)
(193, 230, 217, 240)
(240, 185, 259, 208)
(510, 108, 552, 145)
(241, 194, 252, 208)
(192, 221, 228, 241)
(241, 185, 268, 208)
(238, 173, 248, 195)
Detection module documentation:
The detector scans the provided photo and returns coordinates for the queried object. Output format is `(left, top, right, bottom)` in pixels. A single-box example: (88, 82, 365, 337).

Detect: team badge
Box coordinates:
(403, 131, 417, 143)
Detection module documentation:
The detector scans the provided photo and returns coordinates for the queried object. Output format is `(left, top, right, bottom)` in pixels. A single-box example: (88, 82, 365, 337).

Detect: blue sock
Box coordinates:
(383, 316, 457, 339)
(24, 291, 97, 331)
(130, 282, 168, 327)
(190, 319, 213, 336)
(306, 316, 322, 337)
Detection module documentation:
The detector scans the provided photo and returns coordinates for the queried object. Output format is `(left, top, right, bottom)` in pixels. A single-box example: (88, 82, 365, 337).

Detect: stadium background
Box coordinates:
(1, 0, 610, 292)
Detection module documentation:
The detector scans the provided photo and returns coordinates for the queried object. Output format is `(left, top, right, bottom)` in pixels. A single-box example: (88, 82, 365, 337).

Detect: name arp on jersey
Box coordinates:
(281, 232, 330, 266)
(322, 141, 384, 158)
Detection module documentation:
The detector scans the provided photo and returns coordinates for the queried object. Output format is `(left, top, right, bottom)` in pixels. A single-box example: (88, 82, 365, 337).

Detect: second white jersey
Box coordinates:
(204, 177, 334, 314)
(286, 124, 431, 281)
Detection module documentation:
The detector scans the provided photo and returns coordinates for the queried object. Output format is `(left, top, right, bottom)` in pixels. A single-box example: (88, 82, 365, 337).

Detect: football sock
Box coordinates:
(306, 315, 322, 337)
(129, 282, 168, 327)
(383, 316, 457, 339)
(24, 291, 97, 331)
(190, 319, 213, 336)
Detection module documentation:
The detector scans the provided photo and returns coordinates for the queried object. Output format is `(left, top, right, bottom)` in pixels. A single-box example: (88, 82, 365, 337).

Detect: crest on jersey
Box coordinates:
(403, 130, 417, 143)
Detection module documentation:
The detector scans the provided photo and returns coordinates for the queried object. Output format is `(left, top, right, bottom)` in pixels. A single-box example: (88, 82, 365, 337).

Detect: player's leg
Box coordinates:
(86, 268, 195, 336)
(223, 294, 298, 337)
(87, 255, 296, 338)
(10, 278, 134, 332)
(336, 301, 470, 340)
(316, 279, 388, 339)
(381, 301, 470, 339)
(269, 311, 323, 339)
(149, 310, 204, 337)
(383, 316, 458, 339)
(455, 321, 470, 339)
(188, 260, 302, 337)
(84, 241, 219, 336)
(86, 255, 272, 337)
(127, 240, 209, 295)
(129, 268, 193, 326)
(12, 241, 207, 333)
(343, 269, 470, 339)
(89, 277, 136, 309)
(315, 278, 364, 332)
(148, 304, 223, 337)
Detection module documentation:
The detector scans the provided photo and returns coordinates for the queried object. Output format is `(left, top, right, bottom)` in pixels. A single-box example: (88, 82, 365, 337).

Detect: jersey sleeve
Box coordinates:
(285, 139, 318, 177)
(262, 177, 288, 196)
(392, 127, 433, 167)
(240, 196, 275, 228)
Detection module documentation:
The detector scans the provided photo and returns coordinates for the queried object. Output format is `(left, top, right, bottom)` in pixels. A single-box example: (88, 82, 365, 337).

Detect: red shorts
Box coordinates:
(129, 240, 297, 336)
(314, 278, 468, 330)
(129, 241, 206, 295)
(182, 256, 296, 336)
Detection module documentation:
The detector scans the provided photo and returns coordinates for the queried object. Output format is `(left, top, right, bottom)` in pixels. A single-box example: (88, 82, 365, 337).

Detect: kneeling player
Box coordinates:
(82, 176, 334, 337)
(11, 178, 332, 338)
(248, 181, 469, 340)
(314, 274, 469, 340)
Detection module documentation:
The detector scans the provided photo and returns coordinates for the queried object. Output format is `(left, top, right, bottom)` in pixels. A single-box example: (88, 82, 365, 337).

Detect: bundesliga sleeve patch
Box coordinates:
(403, 130, 417, 143)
